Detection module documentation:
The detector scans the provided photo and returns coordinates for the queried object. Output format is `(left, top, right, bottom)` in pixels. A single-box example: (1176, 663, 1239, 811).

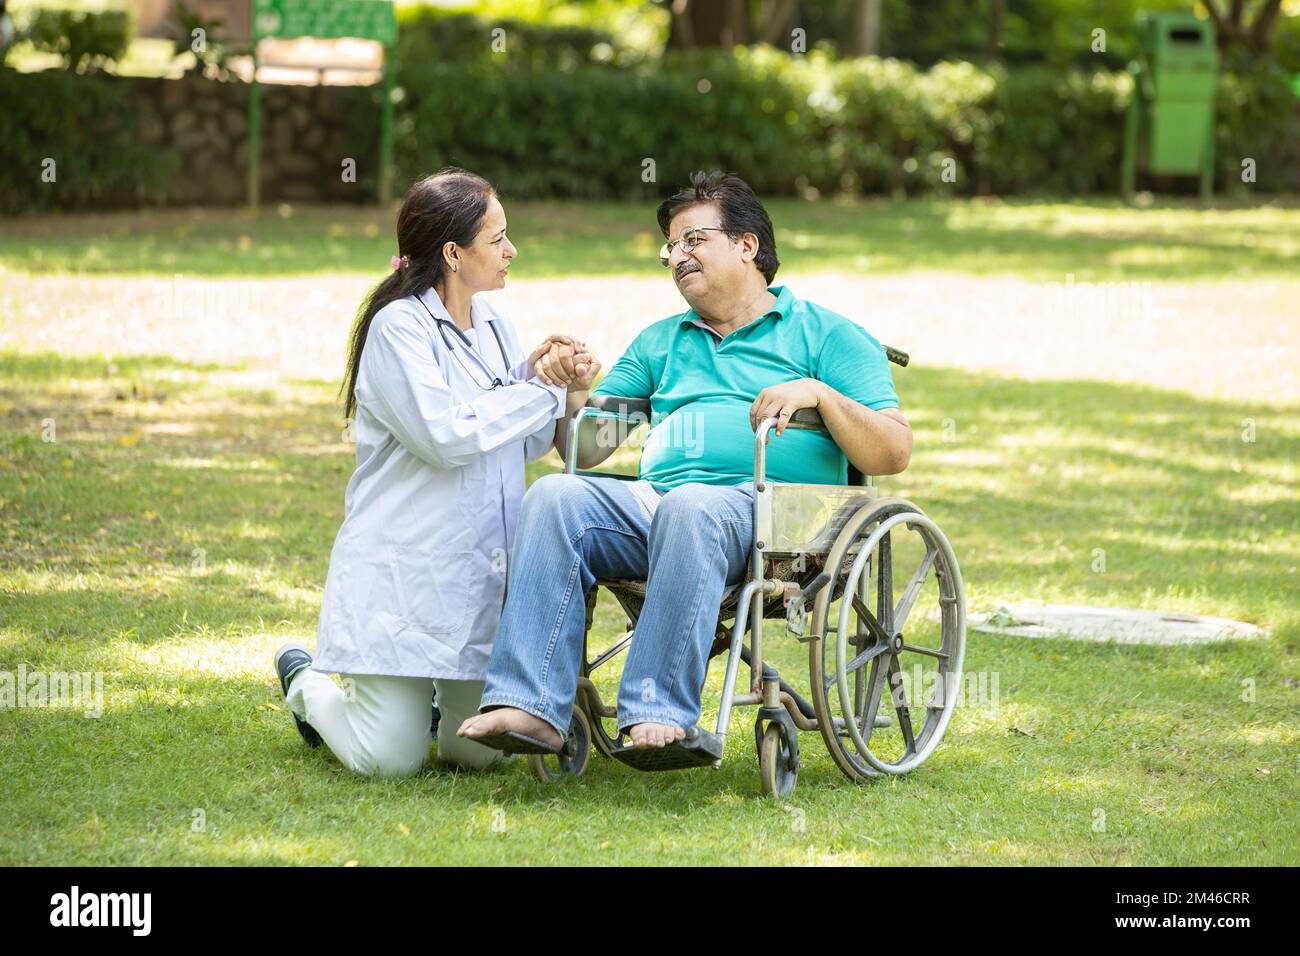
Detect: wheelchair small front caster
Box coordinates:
(527, 708, 591, 782)
(757, 716, 799, 798)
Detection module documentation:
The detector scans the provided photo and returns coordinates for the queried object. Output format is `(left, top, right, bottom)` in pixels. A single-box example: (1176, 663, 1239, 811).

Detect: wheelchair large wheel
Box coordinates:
(526, 708, 592, 782)
(808, 498, 966, 781)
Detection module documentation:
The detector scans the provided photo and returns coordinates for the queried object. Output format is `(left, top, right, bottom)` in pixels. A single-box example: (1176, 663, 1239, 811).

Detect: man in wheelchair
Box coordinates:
(458, 171, 912, 768)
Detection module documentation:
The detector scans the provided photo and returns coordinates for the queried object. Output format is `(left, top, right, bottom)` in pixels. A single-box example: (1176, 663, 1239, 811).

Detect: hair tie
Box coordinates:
(391, 255, 409, 271)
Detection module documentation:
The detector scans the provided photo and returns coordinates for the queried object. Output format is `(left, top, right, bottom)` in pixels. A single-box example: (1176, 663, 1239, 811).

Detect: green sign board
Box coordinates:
(246, 0, 399, 209)
(253, 0, 397, 46)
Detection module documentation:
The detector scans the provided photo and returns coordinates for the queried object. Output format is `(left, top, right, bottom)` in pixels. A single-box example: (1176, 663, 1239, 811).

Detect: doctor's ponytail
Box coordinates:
(341, 168, 496, 420)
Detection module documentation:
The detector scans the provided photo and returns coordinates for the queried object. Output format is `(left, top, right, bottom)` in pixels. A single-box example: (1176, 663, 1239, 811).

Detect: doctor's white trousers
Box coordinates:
(286, 669, 505, 777)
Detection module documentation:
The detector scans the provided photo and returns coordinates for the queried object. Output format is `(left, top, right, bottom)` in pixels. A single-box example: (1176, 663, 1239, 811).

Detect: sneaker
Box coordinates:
(273, 643, 322, 748)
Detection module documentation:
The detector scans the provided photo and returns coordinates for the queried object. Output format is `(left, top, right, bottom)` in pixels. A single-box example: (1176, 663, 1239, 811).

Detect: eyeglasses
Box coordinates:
(658, 227, 732, 267)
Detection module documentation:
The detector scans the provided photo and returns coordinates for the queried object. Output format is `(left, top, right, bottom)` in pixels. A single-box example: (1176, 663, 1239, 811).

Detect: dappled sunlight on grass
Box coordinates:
(2, 344, 1297, 864)
(1221, 723, 1294, 747)
(4, 198, 1298, 280)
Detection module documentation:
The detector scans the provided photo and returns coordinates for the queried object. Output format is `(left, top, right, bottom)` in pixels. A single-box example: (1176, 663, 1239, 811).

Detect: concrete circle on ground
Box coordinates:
(961, 604, 1267, 646)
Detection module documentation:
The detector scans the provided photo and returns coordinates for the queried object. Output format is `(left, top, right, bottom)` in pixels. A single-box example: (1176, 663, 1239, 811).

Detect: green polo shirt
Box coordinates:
(591, 285, 900, 489)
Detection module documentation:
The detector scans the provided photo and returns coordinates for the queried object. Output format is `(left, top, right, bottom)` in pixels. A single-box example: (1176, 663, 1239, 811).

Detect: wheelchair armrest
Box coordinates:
(882, 344, 909, 367)
(589, 398, 823, 427)
(586, 395, 651, 420)
(772, 345, 907, 480)
(564, 396, 652, 477)
(580, 396, 875, 486)
(781, 343, 908, 429)
(788, 408, 826, 430)
(756, 410, 870, 487)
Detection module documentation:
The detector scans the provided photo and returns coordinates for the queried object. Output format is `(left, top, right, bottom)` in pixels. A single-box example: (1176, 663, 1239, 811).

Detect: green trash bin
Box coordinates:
(1122, 12, 1219, 199)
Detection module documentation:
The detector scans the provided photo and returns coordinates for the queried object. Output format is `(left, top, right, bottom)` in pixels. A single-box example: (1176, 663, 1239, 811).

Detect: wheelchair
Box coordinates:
(526, 346, 967, 797)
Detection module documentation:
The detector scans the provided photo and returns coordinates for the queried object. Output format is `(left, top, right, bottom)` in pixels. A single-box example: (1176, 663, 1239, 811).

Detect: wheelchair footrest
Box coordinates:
(609, 726, 723, 772)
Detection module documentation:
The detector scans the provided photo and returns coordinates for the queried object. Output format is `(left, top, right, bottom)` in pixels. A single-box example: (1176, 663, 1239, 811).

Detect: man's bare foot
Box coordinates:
(458, 708, 564, 750)
(627, 722, 687, 749)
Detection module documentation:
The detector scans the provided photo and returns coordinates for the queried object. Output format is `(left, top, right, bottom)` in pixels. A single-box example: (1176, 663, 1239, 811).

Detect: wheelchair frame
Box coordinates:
(529, 346, 966, 796)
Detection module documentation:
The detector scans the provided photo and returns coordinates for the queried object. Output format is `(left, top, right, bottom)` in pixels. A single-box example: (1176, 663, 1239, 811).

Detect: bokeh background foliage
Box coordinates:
(3, 0, 1299, 213)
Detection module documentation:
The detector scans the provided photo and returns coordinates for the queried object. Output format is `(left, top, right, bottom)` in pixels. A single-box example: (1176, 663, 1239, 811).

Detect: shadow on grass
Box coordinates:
(4, 635, 1292, 843)
(3, 198, 1297, 281)
(3, 346, 1295, 863)
(764, 198, 1300, 282)
(1, 348, 1296, 669)
(0, 351, 239, 381)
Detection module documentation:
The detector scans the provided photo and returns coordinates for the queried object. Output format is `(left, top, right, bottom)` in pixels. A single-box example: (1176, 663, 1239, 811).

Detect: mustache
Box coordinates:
(675, 262, 701, 281)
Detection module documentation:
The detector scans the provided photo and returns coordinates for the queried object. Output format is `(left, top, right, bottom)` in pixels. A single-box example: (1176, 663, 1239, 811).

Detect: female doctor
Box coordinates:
(272, 168, 600, 777)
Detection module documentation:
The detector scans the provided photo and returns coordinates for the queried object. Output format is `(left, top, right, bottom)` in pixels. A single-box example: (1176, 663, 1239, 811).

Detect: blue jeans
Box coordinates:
(480, 474, 755, 737)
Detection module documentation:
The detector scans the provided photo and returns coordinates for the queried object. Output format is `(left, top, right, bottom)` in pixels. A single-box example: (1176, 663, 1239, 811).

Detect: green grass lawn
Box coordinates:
(4, 196, 1298, 281)
(2, 350, 1296, 865)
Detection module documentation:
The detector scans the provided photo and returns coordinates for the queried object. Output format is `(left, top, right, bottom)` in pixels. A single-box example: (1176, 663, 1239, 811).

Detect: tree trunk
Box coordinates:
(666, 0, 728, 50)
(1204, 0, 1283, 58)
(1247, 0, 1284, 55)
(722, 0, 749, 47)
(986, 0, 1004, 62)
(758, 0, 797, 46)
(853, 0, 881, 57)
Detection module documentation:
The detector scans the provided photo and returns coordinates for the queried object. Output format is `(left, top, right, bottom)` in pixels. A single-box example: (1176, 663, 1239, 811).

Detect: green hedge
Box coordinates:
(982, 66, 1133, 196)
(393, 48, 827, 200)
(390, 45, 1299, 200)
(394, 8, 617, 68)
(0, 70, 176, 215)
(3, 38, 1297, 215)
(1214, 58, 1300, 195)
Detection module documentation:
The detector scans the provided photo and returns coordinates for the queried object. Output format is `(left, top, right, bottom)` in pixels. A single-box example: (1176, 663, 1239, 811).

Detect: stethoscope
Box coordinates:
(415, 295, 508, 391)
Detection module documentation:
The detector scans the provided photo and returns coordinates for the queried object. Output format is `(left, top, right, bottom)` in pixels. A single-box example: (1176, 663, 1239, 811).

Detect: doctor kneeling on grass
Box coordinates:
(272, 168, 601, 777)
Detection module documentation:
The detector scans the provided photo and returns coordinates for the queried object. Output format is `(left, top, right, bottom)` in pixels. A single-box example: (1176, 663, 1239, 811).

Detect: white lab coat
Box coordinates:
(314, 286, 566, 680)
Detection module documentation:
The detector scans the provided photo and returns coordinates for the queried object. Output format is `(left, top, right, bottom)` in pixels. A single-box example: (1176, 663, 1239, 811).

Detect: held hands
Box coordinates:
(529, 335, 601, 391)
(749, 378, 825, 440)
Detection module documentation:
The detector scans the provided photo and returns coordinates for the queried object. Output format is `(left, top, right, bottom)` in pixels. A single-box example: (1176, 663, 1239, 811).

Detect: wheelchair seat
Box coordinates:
(597, 555, 819, 634)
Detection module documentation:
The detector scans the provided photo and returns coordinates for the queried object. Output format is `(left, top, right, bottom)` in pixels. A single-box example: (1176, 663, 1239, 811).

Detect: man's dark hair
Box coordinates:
(656, 171, 780, 284)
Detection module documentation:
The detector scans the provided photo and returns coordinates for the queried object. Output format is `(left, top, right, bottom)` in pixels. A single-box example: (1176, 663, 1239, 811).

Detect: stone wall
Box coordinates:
(128, 73, 380, 205)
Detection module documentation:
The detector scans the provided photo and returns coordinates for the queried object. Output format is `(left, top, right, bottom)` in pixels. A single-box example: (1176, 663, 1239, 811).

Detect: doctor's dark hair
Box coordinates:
(341, 167, 497, 419)
(656, 171, 779, 284)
